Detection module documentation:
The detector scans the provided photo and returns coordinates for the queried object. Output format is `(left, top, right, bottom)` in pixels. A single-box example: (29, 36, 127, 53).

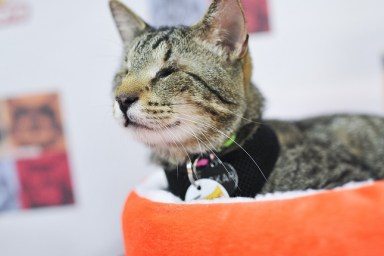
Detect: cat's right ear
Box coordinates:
(193, 0, 248, 59)
(109, 0, 150, 45)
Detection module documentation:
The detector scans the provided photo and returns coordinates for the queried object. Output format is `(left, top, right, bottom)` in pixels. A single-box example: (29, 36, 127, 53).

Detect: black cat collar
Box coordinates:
(164, 124, 280, 200)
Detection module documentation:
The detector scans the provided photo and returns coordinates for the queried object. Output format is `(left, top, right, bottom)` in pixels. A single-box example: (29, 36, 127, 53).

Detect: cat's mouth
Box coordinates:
(122, 110, 153, 130)
(124, 117, 181, 131)
(125, 120, 151, 130)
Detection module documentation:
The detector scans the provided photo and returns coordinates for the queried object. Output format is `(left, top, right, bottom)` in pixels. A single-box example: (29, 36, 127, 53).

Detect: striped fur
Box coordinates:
(110, 0, 384, 192)
(110, 0, 260, 164)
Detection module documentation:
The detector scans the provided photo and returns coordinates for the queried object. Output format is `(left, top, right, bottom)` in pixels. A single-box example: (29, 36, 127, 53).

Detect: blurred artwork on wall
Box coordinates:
(148, 0, 208, 27)
(147, 0, 270, 33)
(241, 0, 270, 33)
(0, 92, 75, 212)
(0, 0, 30, 27)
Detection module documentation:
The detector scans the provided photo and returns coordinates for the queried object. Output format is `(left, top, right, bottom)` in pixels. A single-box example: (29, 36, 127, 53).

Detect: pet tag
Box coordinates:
(185, 179, 230, 201)
(186, 154, 238, 199)
(199, 161, 238, 196)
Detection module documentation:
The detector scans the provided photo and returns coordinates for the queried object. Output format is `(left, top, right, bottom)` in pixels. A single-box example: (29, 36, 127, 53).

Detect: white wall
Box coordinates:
(252, 0, 384, 119)
(0, 0, 383, 255)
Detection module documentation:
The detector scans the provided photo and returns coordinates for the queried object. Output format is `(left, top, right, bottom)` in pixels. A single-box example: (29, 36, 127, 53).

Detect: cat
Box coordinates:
(109, 0, 384, 199)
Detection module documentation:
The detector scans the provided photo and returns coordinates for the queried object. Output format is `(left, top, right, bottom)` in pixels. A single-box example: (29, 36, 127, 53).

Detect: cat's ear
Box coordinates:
(194, 0, 248, 59)
(109, 0, 151, 45)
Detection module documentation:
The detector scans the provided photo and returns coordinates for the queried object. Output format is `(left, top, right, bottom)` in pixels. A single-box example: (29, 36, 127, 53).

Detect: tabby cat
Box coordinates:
(109, 0, 384, 198)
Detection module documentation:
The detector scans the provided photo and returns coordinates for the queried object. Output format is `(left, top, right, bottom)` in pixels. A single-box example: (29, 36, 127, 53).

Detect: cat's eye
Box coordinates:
(156, 67, 176, 80)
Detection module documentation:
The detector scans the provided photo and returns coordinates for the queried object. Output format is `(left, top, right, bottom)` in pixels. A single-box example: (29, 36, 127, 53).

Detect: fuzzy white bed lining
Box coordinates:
(134, 170, 373, 204)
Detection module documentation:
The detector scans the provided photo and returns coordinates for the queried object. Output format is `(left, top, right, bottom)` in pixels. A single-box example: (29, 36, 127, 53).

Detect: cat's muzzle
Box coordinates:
(115, 96, 138, 127)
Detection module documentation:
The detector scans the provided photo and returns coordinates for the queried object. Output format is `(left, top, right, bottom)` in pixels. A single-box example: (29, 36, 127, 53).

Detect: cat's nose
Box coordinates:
(115, 95, 139, 112)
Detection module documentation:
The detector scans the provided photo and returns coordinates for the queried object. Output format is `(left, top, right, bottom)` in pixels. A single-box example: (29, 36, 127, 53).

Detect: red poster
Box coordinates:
(16, 152, 74, 209)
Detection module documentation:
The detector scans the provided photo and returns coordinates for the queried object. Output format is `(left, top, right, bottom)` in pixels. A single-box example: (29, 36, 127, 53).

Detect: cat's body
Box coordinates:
(264, 115, 384, 192)
(110, 0, 384, 197)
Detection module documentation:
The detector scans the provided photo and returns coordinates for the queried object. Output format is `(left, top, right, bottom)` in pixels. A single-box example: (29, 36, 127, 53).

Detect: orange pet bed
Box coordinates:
(122, 171, 384, 256)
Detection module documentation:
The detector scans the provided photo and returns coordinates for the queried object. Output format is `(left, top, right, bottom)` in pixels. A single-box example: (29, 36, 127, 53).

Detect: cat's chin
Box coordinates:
(127, 122, 190, 147)
(127, 120, 181, 131)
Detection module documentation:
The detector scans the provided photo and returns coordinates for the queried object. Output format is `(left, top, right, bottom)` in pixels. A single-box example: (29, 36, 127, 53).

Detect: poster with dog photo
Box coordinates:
(0, 92, 75, 212)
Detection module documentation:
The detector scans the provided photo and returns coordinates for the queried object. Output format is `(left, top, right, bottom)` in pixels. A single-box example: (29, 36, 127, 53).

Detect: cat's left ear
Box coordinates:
(194, 0, 248, 59)
(109, 0, 151, 45)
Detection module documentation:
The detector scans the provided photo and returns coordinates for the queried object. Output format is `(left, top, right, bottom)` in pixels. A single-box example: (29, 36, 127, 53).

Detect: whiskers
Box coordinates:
(175, 112, 268, 182)
(170, 102, 263, 126)
(175, 123, 237, 188)
(139, 107, 268, 190)
(151, 116, 239, 187)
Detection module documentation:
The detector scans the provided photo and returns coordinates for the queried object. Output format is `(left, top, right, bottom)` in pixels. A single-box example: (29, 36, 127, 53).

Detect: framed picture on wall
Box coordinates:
(0, 92, 75, 213)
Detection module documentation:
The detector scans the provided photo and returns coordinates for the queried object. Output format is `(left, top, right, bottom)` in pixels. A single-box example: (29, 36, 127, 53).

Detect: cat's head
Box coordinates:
(110, 0, 263, 164)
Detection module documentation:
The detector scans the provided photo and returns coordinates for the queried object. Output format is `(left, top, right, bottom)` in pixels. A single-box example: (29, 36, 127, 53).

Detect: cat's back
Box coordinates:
(268, 114, 384, 150)
(262, 114, 384, 192)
